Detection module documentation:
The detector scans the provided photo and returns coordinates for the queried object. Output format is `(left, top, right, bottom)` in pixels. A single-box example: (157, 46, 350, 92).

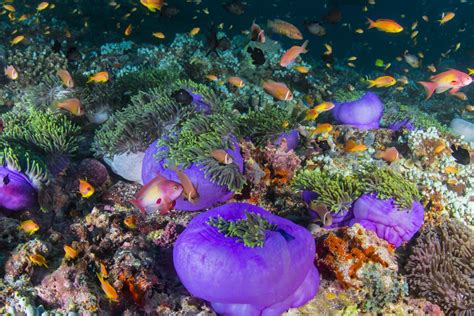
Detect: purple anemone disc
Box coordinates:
(274, 129, 300, 152)
(302, 190, 354, 228)
(173, 203, 319, 316)
(349, 194, 424, 247)
(141, 138, 244, 211)
(332, 92, 384, 129)
(0, 166, 38, 212)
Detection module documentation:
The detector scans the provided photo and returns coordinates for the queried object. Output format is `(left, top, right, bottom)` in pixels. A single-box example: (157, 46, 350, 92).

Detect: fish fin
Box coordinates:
(417, 81, 436, 99)
(367, 80, 376, 88)
(449, 87, 460, 94)
(367, 18, 376, 29)
(301, 40, 309, 53)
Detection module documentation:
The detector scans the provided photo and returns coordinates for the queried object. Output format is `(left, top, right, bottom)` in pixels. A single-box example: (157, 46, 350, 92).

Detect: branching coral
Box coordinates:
(93, 88, 194, 158)
(405, 218, 473, 314)
(292, 169, 363, 213)
(357, 166, 422, 209)
(1, 108, 82, 155)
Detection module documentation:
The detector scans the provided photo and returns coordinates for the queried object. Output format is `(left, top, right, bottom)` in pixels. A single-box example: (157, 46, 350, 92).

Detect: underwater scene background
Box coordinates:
(0, 0, 472, 315)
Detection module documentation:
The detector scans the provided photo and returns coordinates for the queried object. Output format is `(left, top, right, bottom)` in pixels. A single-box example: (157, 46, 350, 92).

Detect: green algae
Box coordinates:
(332, 89, 365, 103)
(207, 212, 277, 248)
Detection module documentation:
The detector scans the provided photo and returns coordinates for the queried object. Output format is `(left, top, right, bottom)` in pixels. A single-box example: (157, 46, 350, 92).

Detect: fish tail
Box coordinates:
(367, 18, 376, 29)
(418, 81, 436, 99)
(367, 80, 376, 88)
(301, 40, 309, 53)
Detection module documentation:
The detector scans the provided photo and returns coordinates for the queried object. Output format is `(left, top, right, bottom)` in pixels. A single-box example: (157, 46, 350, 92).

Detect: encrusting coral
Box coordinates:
(405, 218, 473, 315)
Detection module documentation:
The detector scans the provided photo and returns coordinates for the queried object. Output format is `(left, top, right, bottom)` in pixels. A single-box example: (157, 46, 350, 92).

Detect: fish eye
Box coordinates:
(174, 185, 179, 190)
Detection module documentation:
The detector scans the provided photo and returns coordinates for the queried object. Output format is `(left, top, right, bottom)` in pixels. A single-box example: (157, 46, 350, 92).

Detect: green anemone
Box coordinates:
(292, 169, 363, 214)
(92, 88, 195, 158)
(0, 140, 49, 188)
(156, 112, 246, 192)
(332, 89, 365, 103)
(357, 166, 421, 209)
(207, 212, 277, 248)
(1, 108, 82, 155)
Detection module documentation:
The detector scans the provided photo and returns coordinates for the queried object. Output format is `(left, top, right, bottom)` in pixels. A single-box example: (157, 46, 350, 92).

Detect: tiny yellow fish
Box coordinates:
(293, 65, 309, 74)
(455, 42, 461, 51)
(323, 43, 332, 55)
(152, 32, 165, 39)
(411, 30, 418, 39)
(355, 28, 364, 34)
(344, 140, 367, 153)
(97, 273, 119, 302)
(444, 165, 458, 174)
(87, 71, 109, 83)
(282, 120, 289, 128)
(79, 179, 95, 198)
(3, 4, 15, 12)
(312, 123, 333, 134)
(433, 143, 446, 155)
(422, 15, 429, 22)
(411, 21, 418, 30)
(189, 27, 200, 36)
(99, 261, 109, 278)
(468, 68, 474, 75)
(123, 215, 137, 229)
(347, 56, 357, 61)
(64, 245, 78, 259)
(19, 220, 40, 235)
(37, 2, 49, 11)
(347, 62, 356, 67)
(367, 76, 397, 88)
(11, 35, 25, 46)
(124, 24, 132, 36)
(29, 254, 48, 268)
(439, 12, 455, 25)
(205, 74, 218, 81)
(464, 105, 474, 112)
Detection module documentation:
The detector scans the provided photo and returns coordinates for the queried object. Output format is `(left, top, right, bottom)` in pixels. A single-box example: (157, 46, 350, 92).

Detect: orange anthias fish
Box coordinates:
(57, 69, 74, 88)
(250, 20, 265, 43)
(97, 273, 119, 302)
(56, 98, 84, 116)
(123, 215, 137, 229)
(79, 179, 95, 198)
(367, 76, 397, 88)
(124, 24, 132, 36)
(4, 65, 18, 80)
(312, 123, 333, 135)
(375, 147, 399, 162)
(267, 19, 303, 40)
(280, 40, 308, 67)
(130, 174, 183, 215)
(344, 140, 367, 153)
(418, 69, 472, 99)
(439, 12, 455, 25)
(262, 80, 293, 101)
(228, 76, 245, 88)
(11, 35, 25, 45)
(64, 245, 78, 259)
(152, 32, 165, 39)
(367, 18, 404, 33)
(19, 220, 39, 235)
(37, 2, 49, 11)
(305, 102, 335, 120)
(210, 149, 233, 164)
(87, 71, 109, 83)
(140, 0, 163, 12)
(30, 254, 48, 267)
(99, 261, 108, 278)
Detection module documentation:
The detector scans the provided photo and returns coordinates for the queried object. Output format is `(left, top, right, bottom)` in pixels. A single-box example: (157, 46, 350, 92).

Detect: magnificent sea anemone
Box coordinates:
(173, 203, 319, 316)
(332, 92, 384, 129)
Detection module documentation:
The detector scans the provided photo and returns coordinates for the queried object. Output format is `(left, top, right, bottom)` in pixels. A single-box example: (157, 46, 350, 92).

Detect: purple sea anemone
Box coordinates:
(274, 129, 300, 152)
(173, 203, 319, 316)
(141, 139, 244, 211)
(387, 119, 415, 131)
(186, 89, 211, 113)
(349, 194, 424, 247)
(0, 167, 38, 212)
(302, 190, 354, 228)
(333, 92, 384, 129)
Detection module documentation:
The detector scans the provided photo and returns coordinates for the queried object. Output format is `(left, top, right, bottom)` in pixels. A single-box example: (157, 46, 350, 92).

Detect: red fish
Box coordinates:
(280, 40, 308, 67)
(418, 69, 472, 99)
(130, 174, 183, 215)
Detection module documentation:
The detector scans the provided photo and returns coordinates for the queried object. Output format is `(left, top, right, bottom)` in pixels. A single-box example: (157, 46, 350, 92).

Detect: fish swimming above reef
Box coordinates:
(267, 19, 303, 40)
(280, 40, 308, 67)
(367, 18, 403, 33)
(367, 76, 397, 88)
(305, 21, 326, 36)
(247, 46, 265, 66)
(250, 20, 266, 43)
(262, 80, 293, 101)
(140, 0, 163, 12)
(130, 174, 183, 215)
(418, 69, 472, 99)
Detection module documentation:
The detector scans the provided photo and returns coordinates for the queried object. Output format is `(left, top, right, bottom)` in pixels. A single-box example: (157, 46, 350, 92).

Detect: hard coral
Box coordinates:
(405, 218, 473, 315)
(174, 203, 319, 316)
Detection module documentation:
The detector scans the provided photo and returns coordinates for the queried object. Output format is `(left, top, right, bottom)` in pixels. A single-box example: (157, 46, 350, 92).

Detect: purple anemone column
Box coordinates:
(332, 92, 384, 129)
(173, 203, 319, 316)
(0, 167, 38, 212)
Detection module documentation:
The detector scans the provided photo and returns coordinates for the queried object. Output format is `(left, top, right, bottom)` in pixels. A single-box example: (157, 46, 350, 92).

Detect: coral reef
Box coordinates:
(332, 92, 384, 129)
(405, 218, 473, 314)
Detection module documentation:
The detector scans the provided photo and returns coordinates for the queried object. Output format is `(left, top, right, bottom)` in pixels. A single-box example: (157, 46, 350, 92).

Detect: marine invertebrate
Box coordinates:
(349, 194, 424, 247)
(405, 218, 473, 314)
(1, 108, 82, 155)
(0, 142, 48, 211)
(292, 169, 363, 214)
(450, 118, 474, 142)
(332, 92, 384, 129)
(174, 203, 319, 316)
